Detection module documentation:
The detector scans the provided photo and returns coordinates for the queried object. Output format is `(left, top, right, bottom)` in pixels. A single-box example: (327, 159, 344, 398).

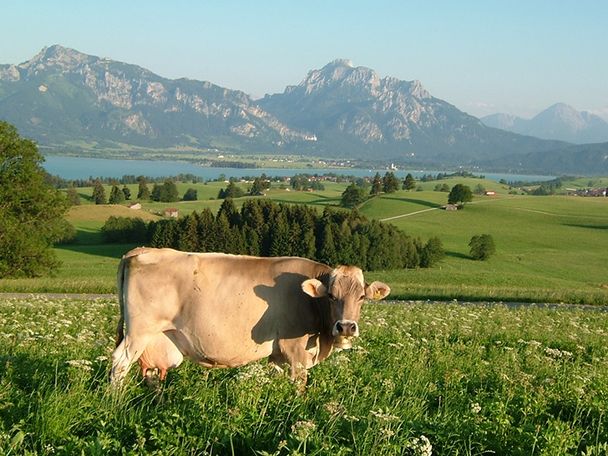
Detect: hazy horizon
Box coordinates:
(2, 0, 607, 121)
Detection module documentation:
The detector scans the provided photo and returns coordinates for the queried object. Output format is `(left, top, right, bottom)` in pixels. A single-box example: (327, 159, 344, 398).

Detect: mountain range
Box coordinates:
(1, 45, 606, 174)
(481, 104, 608, 144)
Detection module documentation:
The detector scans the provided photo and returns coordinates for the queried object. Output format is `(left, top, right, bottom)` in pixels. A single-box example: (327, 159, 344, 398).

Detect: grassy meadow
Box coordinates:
(2, 175, 607, 304)
(1, 296, 607, 454)
(2, 174, 608, 455)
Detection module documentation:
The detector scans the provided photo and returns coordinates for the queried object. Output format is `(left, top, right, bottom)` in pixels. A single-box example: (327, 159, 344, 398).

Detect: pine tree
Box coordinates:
(214, 212, 233, 253)
(122, 185, 131, 200)
(249, 178, 265, 196)
(92, 180, 106, 204)
(269, 210, 291, 257)
(403, 173, 416, 191)
(291, 206, 316, 259)
(149, 219, 178, 248)
(370, 172, 382, 195)
(317, 221, 338, 266)
(66, 186, 80, 206)
(151, 183, 162, 201)
(242, 225, 261, 256)
(382, 172, 400, 193)
(137, 179, 151, 200)
(335, 221, 356, 265)
(109, 185, 125, 204)
(218, 198, 241, 227)
(178, 212, 200, 252)
(196, 208, 216, 252)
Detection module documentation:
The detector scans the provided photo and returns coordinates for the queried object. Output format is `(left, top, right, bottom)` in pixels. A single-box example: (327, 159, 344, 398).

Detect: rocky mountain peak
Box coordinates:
(324, 58, 354, 69)
(20, 44, 95, 74)
(482, 103, 608, 143)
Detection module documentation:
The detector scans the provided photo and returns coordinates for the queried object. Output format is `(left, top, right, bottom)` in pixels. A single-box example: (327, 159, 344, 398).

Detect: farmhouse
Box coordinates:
(128, 202, 142, 210)
(443, 204, 459, 211)
(485, 190, 496, 196)
(164, 208, 179, 218)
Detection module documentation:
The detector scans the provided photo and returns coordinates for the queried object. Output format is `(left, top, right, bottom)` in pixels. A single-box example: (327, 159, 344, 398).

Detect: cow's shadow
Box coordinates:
(251, 272, 323, 345)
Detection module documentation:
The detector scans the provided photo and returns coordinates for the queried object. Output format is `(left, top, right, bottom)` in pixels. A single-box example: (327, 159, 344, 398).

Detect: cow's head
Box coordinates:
(301, 266, 390, 342)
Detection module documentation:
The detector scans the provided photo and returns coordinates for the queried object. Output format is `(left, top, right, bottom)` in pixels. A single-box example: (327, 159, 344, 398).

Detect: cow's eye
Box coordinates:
(327, 293, 336, 301)
(359, 295, 366, 301)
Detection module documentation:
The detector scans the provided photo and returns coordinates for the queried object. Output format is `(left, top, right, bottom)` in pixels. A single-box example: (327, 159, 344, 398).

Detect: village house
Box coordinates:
(164, 208, 179, 218)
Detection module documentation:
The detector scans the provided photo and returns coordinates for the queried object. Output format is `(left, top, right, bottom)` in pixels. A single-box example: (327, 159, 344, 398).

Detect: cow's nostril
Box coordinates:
(336, 322, 343, 334)
(349, 322, 357, 333)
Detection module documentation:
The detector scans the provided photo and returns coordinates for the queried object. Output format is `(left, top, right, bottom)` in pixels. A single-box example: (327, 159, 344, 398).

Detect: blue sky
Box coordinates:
(2, 0, 607, 119)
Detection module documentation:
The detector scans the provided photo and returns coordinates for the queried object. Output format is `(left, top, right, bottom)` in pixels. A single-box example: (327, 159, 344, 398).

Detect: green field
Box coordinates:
(3, 176, 607, 304)
(1, 297, 606, 454)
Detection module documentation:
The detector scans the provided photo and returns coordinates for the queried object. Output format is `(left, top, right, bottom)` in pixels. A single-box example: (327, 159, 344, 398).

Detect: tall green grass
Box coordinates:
(1, 297, 607, 454)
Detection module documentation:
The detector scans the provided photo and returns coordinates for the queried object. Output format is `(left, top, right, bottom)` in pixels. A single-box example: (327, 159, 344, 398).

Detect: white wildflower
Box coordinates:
(370, 408, 400, 422)
(406, 435, 433, 456)
(291, 420, 316, 441)
(324, 401, 345, 417)
(66, 359, 93, 372)
(545, 347, 563, 359)
(381, 378, 395, 391)
(470, 402, 482, 414)
(236, 363, 270, 384)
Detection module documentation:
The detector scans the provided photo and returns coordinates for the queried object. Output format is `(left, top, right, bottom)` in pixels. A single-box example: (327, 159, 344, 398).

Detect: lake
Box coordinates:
(42, 155, 555, 183)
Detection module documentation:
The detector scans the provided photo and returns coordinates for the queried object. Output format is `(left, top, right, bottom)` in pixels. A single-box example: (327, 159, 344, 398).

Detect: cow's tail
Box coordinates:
(115, 255, 127, 348)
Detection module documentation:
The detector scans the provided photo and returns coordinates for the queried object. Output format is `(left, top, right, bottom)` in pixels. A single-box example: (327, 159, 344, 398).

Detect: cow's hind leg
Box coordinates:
(110, 335, 152, 385)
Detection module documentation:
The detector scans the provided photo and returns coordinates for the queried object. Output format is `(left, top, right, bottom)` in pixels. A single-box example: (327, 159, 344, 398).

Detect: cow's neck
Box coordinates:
(315, 272, 335, 362)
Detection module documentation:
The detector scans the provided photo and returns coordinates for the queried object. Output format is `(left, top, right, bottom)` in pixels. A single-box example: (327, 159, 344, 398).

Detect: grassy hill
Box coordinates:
(2, 176, 607, 304)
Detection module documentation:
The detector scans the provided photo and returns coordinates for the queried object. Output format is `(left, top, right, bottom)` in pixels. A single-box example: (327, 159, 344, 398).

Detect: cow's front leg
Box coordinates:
(278, 337, 310, 389)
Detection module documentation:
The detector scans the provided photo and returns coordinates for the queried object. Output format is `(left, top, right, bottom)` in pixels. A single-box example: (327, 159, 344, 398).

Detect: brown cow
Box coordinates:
(110, 248, 390, 385)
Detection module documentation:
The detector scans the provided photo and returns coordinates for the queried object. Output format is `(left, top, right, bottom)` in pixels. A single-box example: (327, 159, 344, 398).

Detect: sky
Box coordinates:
(2, 0, 607, 120)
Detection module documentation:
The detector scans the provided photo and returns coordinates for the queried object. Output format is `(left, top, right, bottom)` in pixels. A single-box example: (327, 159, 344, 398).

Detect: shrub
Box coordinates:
(420, 237, 445, 267)
(469, 234, 496, 261)
(341, 183, 366, 208)
(183, 188, 198, 201)
(101, 216, 147, 243)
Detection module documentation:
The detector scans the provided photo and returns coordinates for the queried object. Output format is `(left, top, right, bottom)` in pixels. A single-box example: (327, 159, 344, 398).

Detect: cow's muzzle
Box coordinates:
(333, 320, 359, 337)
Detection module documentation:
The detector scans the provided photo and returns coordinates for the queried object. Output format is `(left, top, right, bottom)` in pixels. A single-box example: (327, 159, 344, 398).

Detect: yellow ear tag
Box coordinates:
(374, 290, 383, 300)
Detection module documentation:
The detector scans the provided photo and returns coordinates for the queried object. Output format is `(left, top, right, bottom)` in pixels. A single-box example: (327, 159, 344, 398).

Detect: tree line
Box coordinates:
(103, 199, 445, 271)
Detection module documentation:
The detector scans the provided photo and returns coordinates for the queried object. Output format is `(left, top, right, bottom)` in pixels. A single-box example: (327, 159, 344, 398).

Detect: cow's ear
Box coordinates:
(365, 281, 391, 300)
(301, 279, 327, 298)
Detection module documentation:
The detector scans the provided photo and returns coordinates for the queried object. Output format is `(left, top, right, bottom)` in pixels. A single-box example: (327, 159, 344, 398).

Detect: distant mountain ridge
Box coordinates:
(1, 45, 606, 174)
(482, 103, 608, 144)
(259, 59, 563, 163)
(0, 45, 315, 151)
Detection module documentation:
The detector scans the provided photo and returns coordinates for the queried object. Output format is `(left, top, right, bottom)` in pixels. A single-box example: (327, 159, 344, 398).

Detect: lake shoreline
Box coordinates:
(42, 154, 556, 183)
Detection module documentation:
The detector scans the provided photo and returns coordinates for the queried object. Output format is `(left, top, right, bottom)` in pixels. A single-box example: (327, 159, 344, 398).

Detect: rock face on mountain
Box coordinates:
(482, 104, 608, 144)
(0, 46, 574, 169)
(0, 45, 314, 151)
(259, 59, 562, 163)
